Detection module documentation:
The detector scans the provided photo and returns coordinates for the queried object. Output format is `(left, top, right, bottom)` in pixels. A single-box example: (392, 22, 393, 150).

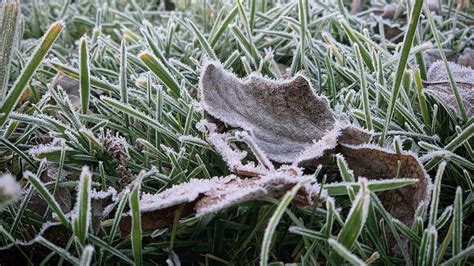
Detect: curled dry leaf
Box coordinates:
(119, 171, 320, 235)
(199, 62, 429, 227)
(337, 144, 430, 226)
(199, 61, 371, 164)
(425, 61, 474, 117)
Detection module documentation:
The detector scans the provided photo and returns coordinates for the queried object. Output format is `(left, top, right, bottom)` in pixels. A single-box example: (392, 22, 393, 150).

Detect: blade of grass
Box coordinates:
(422, 3, 468, 121)
(130, 181, 142, 266)
(24, 171, 68, 226)
(186, 18, 217, 60)
(0, 0, 20, 101)
(79, 37, 90, 114)
(328, 238, 366, 266)
(380, 0, 424, 143)
(353, 43, 372, 131)
(453, 187, 463, 264)
(139, 51, 180, 98)
(80, 245, 94, 266)
(260, 178, 311, 266)
(336, 178, 370, 251)
(0, 21, 64, 127)
(72, 166, 92, 244)
(429, 162, 447, 226)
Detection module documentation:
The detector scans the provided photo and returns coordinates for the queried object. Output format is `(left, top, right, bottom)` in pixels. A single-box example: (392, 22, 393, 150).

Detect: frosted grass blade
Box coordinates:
(0, 21, 64, 127)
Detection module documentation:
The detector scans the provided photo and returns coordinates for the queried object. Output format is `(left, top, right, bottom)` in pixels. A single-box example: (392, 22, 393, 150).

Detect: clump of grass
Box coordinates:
(0, 0, 473, 265)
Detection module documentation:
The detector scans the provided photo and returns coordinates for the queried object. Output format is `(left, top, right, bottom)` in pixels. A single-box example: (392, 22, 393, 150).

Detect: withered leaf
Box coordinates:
(426, 61, 474, 117)
(119, 172, 320, 235)
(338, 144, 430, 226)
(200, 61, 371, 163)
(199, 62, 430, 231)
(91, 187, 117, 232)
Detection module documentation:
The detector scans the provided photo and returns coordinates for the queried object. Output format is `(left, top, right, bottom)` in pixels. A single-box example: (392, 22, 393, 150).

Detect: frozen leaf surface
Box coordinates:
(199, 62, 429, 229)
(119, 171, 320, 235)
(426, 61, 474, 116)
(200, 61, 371, 163)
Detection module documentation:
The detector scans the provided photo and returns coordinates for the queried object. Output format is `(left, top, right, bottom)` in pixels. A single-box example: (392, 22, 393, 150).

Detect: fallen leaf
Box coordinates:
(199, 61, 371, 164)
(199, 62, 430, 230)
(425, 61, 474, 117)
(119, 171, 320, 235)
(91, 187, 117, 232)
(337, 144, 430, 226)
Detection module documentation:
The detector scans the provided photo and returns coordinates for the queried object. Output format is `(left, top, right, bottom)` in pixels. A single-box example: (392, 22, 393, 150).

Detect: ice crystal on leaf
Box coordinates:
(119, 171, 320, 235)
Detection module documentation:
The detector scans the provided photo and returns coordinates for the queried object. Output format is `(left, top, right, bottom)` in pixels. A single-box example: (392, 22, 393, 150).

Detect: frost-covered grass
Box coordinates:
(0, 0, 473, 265)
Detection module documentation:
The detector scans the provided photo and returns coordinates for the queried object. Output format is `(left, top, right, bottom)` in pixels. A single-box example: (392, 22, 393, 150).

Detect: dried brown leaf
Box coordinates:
(338, 144, 430, 226)
(199, 62, 430, 232)
(200, 61, 371, 164)
(119, 172, 320, 235)
(425, 61, 474, 116)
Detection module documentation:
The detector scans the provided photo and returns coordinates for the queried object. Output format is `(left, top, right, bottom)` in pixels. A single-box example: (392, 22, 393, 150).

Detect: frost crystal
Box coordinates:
(119, 171, 320, 235)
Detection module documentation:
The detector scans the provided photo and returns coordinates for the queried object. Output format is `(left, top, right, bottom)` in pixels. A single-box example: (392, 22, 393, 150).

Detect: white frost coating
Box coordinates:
(197, 120, 247, 169)
(293, 122, 343, 165)
(139, 177, 221, 212)
(196, 180, 266, 216)
(0, 174, 22, 209)
(178, 135, 207, 145)
(91, 186, 117, 218)
(199, 61, 339, 163)
(91, 186, 117, 200)
(28, 138, 71, 160)
(137, 172, 321, 218)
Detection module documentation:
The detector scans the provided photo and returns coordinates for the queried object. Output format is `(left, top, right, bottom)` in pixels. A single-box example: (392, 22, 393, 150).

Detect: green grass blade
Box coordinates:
(72, 166, 92, 244)
(441, 245, 474, 266)
(328, 238, 366, 266)
(80, 245, 94, 266)
(325, 178, 417, 196)
(429, 162, 446, 226)
(139, 51, 180, 98)
(129, 181, 142, 266)
(186, 18, 217, 60)
(24, 171, 68, 226)
(422, 4, 468, 121)
(0, 0, 20, 101)
(336, 179, 370, 251)
(260, 178, 311, 266)
(36, 236, 80, 265)
(353, 43, 372, 131)
(79, 37, 90, 114)
(381, 0, 424, 142)
(453, 187, 463, 264)
(0, 21, 64, 127)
